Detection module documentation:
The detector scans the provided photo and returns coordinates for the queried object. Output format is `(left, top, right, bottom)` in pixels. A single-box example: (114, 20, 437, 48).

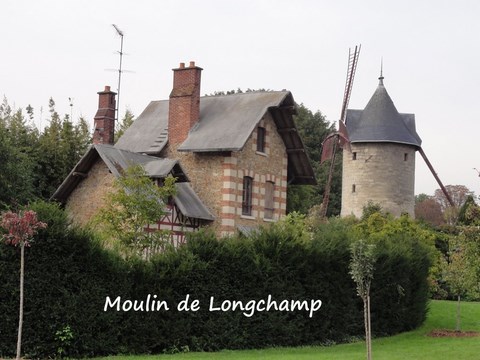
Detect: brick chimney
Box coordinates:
(168, 61, 203, 147)
(93, 85, 116, 145)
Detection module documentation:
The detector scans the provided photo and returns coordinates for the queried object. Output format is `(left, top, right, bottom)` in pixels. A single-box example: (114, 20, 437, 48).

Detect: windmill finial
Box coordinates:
(379, 57, 384, 85)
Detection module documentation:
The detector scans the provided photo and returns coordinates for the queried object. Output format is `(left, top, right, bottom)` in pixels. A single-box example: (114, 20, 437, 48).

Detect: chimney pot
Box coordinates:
(189, 61, 195, 67)
(104, 85, 111, 92)
(179, 62, 185, 69)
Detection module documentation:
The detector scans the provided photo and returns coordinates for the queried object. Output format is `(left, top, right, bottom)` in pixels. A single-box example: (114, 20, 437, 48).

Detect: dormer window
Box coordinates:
(256, 126, 266, 153)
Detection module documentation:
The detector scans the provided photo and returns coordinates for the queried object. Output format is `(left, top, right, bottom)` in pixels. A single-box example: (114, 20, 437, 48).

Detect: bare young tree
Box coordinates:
(350, 239, 376, 360)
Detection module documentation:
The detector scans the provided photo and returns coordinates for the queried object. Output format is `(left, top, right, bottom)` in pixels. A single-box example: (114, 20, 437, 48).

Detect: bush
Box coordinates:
(0, 206, 432, 357)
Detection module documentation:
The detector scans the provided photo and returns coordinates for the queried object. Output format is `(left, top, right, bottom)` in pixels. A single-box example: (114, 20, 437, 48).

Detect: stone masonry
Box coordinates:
(65, 158, 115, 226)
(341, 142, 416, 218)
(164, 110, 287, 236)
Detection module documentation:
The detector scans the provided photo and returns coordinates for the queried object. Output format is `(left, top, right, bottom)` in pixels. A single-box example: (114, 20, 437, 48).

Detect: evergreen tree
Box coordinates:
(114, 108, 134, 143)
(36, 99, 92, 199)
(74, 116, 91, 156)
(0, 99, 38, 209)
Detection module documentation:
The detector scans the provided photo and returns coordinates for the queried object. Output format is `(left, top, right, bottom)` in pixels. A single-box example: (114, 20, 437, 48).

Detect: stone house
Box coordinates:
(52, 61, 315, 242)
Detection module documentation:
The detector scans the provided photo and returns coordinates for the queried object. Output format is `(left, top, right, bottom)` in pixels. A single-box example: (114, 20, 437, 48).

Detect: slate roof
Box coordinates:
(178, 91, 293, 152)
(115, 101, 169, 154)
(174, 183, 215, 221)
(115, 91, 316, 185)
(51, 145, 214, 222)
(346, 79, 422, 147)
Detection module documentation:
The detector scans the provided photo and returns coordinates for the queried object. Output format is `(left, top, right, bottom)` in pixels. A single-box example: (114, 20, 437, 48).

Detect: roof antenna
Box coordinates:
(112, 24, 124, 123)
(379, 57, 384, 85)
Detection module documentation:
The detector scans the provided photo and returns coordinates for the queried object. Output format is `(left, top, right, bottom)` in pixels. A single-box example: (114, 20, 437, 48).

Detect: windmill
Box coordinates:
(321, 47, 455, 219)
(319, 45, 361, 218)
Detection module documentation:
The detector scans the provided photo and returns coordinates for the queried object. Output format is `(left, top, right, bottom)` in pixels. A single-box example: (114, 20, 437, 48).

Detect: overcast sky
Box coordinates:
(2, 0, 480, 196)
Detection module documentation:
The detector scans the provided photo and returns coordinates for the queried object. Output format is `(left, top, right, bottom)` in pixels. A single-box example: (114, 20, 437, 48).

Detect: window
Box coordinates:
(404, 153, 408, 161)
(264, 181, 275, 219)
(352, 184, 356, 193)
(242, 176, 253, 216)
(352, 152, 357, 160)
(256, 127, 266, 153)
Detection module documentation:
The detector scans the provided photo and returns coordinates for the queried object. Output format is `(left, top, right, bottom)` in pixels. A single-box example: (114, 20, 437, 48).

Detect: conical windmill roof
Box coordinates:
(346, 77, 422, 147)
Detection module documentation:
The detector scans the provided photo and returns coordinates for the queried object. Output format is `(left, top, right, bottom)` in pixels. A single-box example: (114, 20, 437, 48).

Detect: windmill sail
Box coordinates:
(319, 45, 360, 218)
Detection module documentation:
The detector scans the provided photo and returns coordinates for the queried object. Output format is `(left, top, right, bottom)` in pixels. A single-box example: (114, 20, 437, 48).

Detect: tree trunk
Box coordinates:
(16, 243, 24, 360)
(456, 294, 461, 332)
(367, 295, 372, 360)
(363, 296, 372, 360)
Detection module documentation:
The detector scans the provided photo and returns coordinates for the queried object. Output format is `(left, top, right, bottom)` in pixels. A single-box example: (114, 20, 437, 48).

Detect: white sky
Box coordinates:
(2, 0, 480, 196)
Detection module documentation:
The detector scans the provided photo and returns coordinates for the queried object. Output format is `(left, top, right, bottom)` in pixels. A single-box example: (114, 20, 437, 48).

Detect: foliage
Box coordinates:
(287, 104, 341, 216)
(458, 195, 480, 226)
(433, 185, 473, 225)
(36, 98, 91, 198)
(350, 240, 376, 301)
(0, 100, 38, 210)
(360, 201, 382, 221)
(1, 209, 47, 360)
(0, 206, 431, 358)
(55, 325, 74, 358)
(442, 236, 476, 331)
(349, 239, 376, 360)
(1, 210, 47, 247)
(415, 194, 445, 227)
(0, 96, 91, 208)
(94, 164, 176, 257)
(115, 108, 135, 143)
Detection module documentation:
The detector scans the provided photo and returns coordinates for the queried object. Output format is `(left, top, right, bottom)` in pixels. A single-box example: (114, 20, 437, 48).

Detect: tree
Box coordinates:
(458, 195, 480, 226)
(443, 235, 476, 331)
(114, 108, 135, 143)
(0, 99, 39, 209)
(0, 210, 47, 360)
(350, 239, 376, 360)
(94, 164, 176, 258)
(288, 104, 341, 216)
(36, 99, 92, 199)
(415, 194, 444, 227)
(434, 185, 473, 225)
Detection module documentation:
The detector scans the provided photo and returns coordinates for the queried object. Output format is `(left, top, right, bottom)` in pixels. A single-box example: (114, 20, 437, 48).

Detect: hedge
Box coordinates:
(0, 205, 431, 358)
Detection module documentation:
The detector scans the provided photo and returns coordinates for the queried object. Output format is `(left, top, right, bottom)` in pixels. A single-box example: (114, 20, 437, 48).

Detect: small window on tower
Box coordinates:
(404, 153, 408, 161)
(353, 152, 357, 160)
(257, 127, 266, 153)
(352, 184, 356, 193)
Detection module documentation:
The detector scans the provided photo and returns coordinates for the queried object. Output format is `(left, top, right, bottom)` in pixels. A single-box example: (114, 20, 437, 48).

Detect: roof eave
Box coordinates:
(50, 145, 98, 203)
(350, 139, 421, 148)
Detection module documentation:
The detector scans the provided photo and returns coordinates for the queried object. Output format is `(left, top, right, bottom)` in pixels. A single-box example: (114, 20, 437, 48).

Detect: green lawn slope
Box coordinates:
(98, 300, 480, 360)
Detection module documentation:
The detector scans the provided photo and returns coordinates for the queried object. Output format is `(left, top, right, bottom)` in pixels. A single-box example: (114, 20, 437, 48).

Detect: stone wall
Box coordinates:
(165, 110, 288, 236)
(341, 142, 416, 218)
(65, 158, 115, 226)
(228, 112, 287, 235)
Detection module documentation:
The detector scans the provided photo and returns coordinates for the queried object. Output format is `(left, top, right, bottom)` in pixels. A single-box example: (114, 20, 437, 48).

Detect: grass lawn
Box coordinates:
(97, 300, 480, 360)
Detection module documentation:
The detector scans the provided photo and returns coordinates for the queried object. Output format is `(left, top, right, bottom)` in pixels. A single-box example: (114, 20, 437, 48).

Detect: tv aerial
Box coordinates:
(106, 24, 134, 123)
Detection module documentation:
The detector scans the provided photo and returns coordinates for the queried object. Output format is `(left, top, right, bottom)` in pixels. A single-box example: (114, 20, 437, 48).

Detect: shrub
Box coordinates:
(0, 207, 432, 357)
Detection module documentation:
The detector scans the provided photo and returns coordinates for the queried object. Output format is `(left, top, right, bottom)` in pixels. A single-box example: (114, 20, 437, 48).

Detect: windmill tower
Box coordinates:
(340, 71, 422, 218)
